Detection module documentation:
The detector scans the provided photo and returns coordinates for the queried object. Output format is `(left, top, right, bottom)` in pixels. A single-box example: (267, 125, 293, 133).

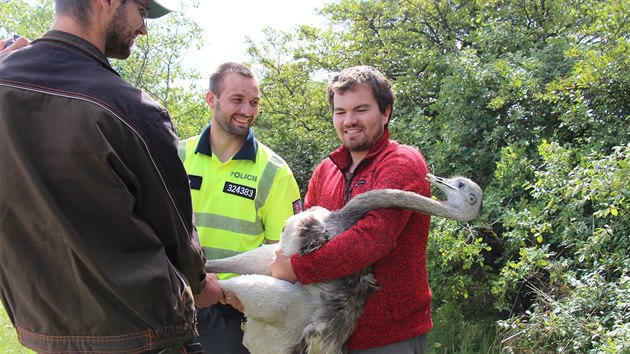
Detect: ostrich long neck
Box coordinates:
(327, 189, 460, 235)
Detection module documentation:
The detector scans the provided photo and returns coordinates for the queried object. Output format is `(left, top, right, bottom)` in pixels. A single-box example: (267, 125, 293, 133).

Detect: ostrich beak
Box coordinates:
(426, 173, 456, 190)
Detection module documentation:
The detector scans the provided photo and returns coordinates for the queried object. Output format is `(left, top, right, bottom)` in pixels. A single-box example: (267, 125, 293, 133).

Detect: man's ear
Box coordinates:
(205, 91, 217, 109)
(96, 0, 116, 17)
(99, 0, 112, 9)
(383, 105, 392, 125)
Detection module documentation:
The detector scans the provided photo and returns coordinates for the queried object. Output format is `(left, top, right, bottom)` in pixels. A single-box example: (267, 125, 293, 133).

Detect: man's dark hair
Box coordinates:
(55, 0, 97, 27)
(327, 65, 395, 119)
(209, 62, 257, 97)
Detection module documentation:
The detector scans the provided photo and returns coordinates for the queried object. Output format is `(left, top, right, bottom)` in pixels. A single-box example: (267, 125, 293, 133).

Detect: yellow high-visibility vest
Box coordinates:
(179, 126, 302, 279)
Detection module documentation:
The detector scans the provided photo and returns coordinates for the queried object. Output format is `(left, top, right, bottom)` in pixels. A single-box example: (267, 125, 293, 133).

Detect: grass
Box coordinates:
(427, 303, 500, 353)
(0, 307, 32, 353)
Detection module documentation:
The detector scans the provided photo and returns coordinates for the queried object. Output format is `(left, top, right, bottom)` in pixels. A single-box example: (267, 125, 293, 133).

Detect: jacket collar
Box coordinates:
(33, 30, 119, 76)
(329, 128, 390, 172)
(194, 125, 258, 162)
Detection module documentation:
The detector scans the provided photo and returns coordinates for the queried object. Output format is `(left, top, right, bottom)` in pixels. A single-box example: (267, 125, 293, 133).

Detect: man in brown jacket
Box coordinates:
(0, 1, 222, 352)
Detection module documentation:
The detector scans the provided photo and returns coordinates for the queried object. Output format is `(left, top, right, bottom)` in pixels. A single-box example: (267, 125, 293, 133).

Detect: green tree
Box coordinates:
(492, 142, 629, 352)
(1, 0, 207, 139)
(245, 28, 338, 193)
(111, 0, 208, 139)
(244, 0, 630, 351)
(0, 0, 54, 39)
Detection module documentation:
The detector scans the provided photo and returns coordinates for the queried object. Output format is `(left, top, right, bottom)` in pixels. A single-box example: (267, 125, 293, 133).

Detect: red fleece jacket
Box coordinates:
(291, 129, 433, 350)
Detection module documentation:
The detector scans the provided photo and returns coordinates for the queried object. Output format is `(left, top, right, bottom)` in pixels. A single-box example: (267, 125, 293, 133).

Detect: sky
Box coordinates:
(180, 0, 330, 85)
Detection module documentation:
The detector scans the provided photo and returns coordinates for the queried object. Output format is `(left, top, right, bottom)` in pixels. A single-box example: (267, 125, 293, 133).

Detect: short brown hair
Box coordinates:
(327, 65, 395, 119)
(209, 62, 258, 96)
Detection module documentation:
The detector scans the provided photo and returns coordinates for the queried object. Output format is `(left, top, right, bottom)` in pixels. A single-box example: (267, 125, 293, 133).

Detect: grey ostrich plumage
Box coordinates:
(205, 174, 483, 354)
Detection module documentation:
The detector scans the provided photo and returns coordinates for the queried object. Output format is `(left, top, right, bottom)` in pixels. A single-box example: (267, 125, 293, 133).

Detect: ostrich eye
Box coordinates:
(468, 195, 476, 204)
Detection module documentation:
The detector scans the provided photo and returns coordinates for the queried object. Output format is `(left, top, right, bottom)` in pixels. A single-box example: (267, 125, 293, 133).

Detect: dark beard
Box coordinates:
(104, 5, 132, 59)
(214, 101, 251, 138)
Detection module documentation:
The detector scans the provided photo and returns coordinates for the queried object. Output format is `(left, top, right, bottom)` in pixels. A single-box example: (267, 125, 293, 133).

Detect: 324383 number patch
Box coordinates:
(223, 182, 256, 200)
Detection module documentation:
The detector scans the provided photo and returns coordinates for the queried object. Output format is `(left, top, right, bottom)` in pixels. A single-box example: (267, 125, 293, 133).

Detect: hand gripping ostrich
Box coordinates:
(205, 174, 483, 354)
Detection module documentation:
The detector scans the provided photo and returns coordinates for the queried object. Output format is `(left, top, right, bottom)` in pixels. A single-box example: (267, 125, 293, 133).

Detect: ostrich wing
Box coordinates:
(205, 244, 275, 275)
(219, 275, 313, 354)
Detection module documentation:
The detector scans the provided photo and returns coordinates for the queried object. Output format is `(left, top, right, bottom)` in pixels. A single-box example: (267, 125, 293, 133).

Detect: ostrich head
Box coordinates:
(279, 206, 333, 257)
(426, 173, 483, 223)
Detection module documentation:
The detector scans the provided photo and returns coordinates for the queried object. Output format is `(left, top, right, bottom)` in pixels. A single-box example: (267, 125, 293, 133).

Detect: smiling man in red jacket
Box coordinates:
(272, 65, 432, 353)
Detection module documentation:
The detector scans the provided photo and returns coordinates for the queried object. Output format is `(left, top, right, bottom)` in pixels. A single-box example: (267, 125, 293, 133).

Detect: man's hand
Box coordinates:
(1, 35, 30, 54)
(221, 290, 244, 313)
(271, 248, 297, 282)
(194, 273, 224, 308)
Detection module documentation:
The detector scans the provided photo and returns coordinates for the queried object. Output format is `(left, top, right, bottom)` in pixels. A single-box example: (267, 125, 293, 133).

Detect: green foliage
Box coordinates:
(493, 143, 630, 351)
(245, 28, 339, 193)
(427, 217, 493, 314)
(497, 268, 630, 353)
(0, 307, 32, 353)
(244, 0, 630, 350)
(428, 302, 497, 353)
(237, 1, 630, 350)
(0, 0, 208, 141)
(111, 0, 208, 139)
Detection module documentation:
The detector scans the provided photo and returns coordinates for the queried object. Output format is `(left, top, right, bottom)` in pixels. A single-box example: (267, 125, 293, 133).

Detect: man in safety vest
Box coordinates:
(178, 62, 302, 354)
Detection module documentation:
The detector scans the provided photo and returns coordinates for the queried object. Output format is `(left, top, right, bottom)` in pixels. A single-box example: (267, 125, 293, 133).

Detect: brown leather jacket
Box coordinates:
(0, 31, 207, 353)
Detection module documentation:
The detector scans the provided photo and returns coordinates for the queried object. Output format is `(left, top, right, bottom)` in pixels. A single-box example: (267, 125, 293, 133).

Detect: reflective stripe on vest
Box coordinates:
(179, 137, 283, 258)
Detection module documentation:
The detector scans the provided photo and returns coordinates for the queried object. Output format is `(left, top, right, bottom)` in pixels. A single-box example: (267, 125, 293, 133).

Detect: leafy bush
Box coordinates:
(494, 143, 629, 351)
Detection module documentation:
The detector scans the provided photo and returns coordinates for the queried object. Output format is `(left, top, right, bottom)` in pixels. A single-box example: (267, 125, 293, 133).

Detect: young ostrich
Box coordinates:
(206, 173, 483, 354)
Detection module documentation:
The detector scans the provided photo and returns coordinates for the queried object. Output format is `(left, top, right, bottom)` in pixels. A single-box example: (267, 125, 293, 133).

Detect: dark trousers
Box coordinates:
(141, 341, 204, 353)
(196, 304, 249, 354)
(348, 333, 428, 354)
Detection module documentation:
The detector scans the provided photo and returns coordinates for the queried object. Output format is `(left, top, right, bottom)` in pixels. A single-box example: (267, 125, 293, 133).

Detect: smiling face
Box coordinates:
(332, 84, 390, 155)
(207, 72, 260, 138)
(104, 0, 149, 59)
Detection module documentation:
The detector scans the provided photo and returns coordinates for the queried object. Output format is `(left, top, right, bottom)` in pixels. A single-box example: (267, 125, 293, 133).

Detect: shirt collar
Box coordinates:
(194, 125, 258, 162)
(33, 30, 119, 76)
